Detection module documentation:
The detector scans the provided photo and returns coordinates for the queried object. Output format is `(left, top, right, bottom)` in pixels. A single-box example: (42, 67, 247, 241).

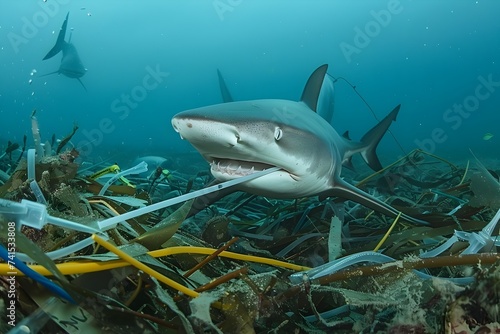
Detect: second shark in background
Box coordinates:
(41, 12, 87, 91)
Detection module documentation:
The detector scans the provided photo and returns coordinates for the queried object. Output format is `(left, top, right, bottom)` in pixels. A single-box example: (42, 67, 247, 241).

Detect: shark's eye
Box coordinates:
(274, 127, 283, 141)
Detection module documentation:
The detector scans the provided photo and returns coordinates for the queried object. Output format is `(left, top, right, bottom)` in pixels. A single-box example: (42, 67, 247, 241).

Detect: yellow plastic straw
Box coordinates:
(0, 245, 310, 277)
(90, 234, 200, 298)
(458, 160, 470, 185)
(373, 212, 402, 252)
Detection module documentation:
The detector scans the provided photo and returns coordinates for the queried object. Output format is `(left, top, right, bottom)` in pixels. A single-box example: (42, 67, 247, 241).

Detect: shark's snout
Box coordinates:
(172, 117, 201, 141)
(171, 117, 187, 139)
(171, 116, 239, 148)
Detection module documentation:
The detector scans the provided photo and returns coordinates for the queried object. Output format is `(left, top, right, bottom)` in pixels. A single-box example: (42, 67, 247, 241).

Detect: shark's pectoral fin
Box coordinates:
(322, 178, 429, 225)
(360, 104, 401, 171)
(217, 69, 234, 103)
(77, 78, 87, 92)
(43, 12, 69, 60)
(38, 70, 60, 77)
(300, 64, 328, 112)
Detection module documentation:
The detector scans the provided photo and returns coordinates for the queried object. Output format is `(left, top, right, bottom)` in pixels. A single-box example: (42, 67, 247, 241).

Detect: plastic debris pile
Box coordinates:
(1, 123, 500, 333)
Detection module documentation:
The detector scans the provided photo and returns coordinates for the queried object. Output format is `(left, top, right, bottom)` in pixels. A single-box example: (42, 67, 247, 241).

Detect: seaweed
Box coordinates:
(56, 123, 79, 154)
(1, 119, 500, 332)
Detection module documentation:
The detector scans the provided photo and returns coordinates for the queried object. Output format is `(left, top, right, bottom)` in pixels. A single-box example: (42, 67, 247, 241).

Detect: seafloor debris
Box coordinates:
(1, 141, 499, 333)
(445, 263, 500, 333)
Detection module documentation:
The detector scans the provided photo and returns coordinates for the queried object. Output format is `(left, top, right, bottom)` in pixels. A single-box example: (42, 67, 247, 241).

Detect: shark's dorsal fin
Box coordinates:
(43, 12, 69, 60)
(300, 64, 328, 112)
(217, 69, 233, 103)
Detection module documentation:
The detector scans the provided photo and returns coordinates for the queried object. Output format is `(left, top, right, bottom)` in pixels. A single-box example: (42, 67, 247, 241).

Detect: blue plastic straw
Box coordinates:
(0, 244, 75, 304)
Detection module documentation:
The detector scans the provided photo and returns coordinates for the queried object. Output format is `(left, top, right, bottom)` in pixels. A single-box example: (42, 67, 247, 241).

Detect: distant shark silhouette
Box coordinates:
(42, 12, 87, 91)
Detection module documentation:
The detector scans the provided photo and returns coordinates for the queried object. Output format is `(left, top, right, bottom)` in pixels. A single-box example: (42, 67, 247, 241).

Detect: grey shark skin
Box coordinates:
(172, 65, 428, 225)
(42, 12, 87, 91)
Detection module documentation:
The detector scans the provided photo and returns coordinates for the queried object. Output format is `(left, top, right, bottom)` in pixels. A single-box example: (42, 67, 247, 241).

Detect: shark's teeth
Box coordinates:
(210, 159, 278, 178)
(210, 161, 257, 176)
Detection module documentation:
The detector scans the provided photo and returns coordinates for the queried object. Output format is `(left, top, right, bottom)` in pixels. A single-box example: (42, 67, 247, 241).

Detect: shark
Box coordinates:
(172, 64, 428, 225)
(42, 12, 87, 91)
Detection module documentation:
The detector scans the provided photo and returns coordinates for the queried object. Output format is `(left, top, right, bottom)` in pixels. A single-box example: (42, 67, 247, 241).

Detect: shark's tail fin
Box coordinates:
(359, 104, 400, 171)
(43, 12, 69, 60)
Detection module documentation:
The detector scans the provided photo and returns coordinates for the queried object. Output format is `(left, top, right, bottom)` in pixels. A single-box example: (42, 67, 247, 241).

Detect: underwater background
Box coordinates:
(2, 2, 500, 333)
(1, 0, 500, 167)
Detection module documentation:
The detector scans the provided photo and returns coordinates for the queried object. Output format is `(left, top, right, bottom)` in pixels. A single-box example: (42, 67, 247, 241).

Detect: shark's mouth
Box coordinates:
(209, 158, 290, 178)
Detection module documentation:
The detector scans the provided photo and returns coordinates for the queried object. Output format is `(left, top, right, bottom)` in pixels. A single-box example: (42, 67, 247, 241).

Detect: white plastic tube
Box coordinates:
(98, 167, 281, 230)
(1, 167, 281, 261)
(27, 149, 36, 180)
(98, 161, 148, 196)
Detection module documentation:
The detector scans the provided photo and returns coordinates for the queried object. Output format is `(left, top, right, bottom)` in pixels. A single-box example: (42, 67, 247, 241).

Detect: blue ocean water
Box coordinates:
(1, 0, 499, 168)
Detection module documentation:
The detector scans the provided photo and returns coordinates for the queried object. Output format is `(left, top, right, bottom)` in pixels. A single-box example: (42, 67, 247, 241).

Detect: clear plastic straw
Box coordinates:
(98, 167, 280, 230)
